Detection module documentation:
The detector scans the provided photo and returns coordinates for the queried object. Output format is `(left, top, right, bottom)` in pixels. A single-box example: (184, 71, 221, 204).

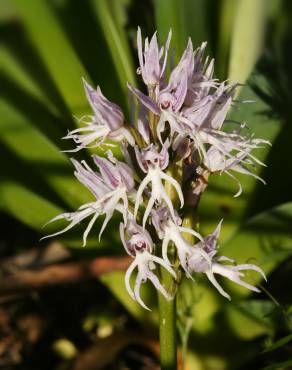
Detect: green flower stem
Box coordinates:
(158, 160, 182, 370)
(147, 85, 179, 370)
(158, 268, 177, 370)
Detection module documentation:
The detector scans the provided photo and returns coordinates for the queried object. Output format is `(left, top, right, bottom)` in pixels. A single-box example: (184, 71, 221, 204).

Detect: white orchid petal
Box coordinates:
(148, 271, 172, 300)
(134, 273, 151, 311)
(206, 270, 231, 300)
(234, 263, 267, 281)
(162, 236, 172, 266)
(178, 226, 203, 242)
(125, 261, 138, 301)
(134, 173, 151, 218)
(41, 207, 95, 241)
(82, 213, 99, 247)
(151, 255, 176, 278)
(159, 170, 184, 208)
(142, 196, 156, 229)
(212, 264, 261, 294)
(225, 170, 243, 198)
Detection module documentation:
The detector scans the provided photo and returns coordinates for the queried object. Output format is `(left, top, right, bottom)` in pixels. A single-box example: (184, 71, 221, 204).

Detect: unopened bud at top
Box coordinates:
(137, 27, 171, 87)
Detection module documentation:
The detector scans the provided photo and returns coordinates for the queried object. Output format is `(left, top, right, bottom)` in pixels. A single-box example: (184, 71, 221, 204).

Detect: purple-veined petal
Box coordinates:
(127, 83, 160, 114)
(92, 155, 120, 189)
(83, 78, 124, 130)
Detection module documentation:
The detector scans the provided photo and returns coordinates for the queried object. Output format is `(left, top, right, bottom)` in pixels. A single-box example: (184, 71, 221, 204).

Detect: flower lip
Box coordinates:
(127, 234, 150, 256)
(120, 220, 153, 257)
(158, 92, 176, 111)
(188, 250, 210, 273)
(135, 141, 170, 173)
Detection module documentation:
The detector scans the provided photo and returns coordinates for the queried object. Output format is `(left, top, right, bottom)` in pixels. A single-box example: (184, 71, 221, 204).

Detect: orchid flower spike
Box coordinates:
(43, 27, 270, 310)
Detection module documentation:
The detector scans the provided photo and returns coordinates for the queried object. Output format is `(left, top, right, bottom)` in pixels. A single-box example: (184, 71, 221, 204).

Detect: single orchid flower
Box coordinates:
(43, 153, 134, 245)
(134, 142, 184, 227)
(151, 206, 206, 277)
(188, 220, 266, 300)
(201, 146, 266, 197)
(120, 219, 176, 310)
(63, 79, 134, 151)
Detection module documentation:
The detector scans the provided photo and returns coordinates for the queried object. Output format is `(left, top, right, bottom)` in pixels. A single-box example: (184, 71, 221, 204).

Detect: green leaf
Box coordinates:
(0, 98, 90, 208)
(0, 46, 61, 119)
(216, 0, 237, 79)
(226, 300, 275, 339)
(100, 271, 157, 325)
(221, 202, 292, 295)
(263, 360, 292, 370)
(13, 0, 89, 116)
(154, 0, 215, 58)
(0, 0, 16, 21)
(181, 0, 211, 49)
(154, 0, 187, 57)
(0, 62, 66, 144)
(263, 333, 292, 353)
(0, 45, 64, 126)
(0, 180, 63, 231)
(91, 0, 136, 93)
(228, 0, 267, 86)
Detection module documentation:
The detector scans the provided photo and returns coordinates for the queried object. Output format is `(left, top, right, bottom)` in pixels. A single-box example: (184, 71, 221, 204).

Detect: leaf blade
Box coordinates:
(13, 0, 90, 115)
(228, 0, 267, 85)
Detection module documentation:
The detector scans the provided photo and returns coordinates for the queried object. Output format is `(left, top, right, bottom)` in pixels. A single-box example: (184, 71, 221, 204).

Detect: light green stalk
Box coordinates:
(147, 85, 179, 370)
(158, 162, 182, 370)
(158, 269, 177, 370)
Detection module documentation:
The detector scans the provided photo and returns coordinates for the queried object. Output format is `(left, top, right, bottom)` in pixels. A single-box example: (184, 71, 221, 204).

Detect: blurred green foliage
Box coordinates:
(1, 0, 292, 369)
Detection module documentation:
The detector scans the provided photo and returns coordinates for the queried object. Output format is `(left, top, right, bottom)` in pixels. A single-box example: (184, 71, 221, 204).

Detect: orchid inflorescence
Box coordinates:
(44, 28, 268, 310)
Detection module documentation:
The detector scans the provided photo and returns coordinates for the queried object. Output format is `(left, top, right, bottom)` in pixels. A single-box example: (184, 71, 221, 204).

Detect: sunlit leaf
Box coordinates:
(13, 0, 89, 116)
(216, 0, 237, 79)
(221, 202, 292, 296)
(181, 0, 212, 50)
(100, 271, 157, 325)
(154, 0, 187, 57)
(91, 0, 136, 95)
(0, 180, 63, 231)
(0, 98, 90, 208)
(228, 0, 267, 85)
(226, 300, 275, 339)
